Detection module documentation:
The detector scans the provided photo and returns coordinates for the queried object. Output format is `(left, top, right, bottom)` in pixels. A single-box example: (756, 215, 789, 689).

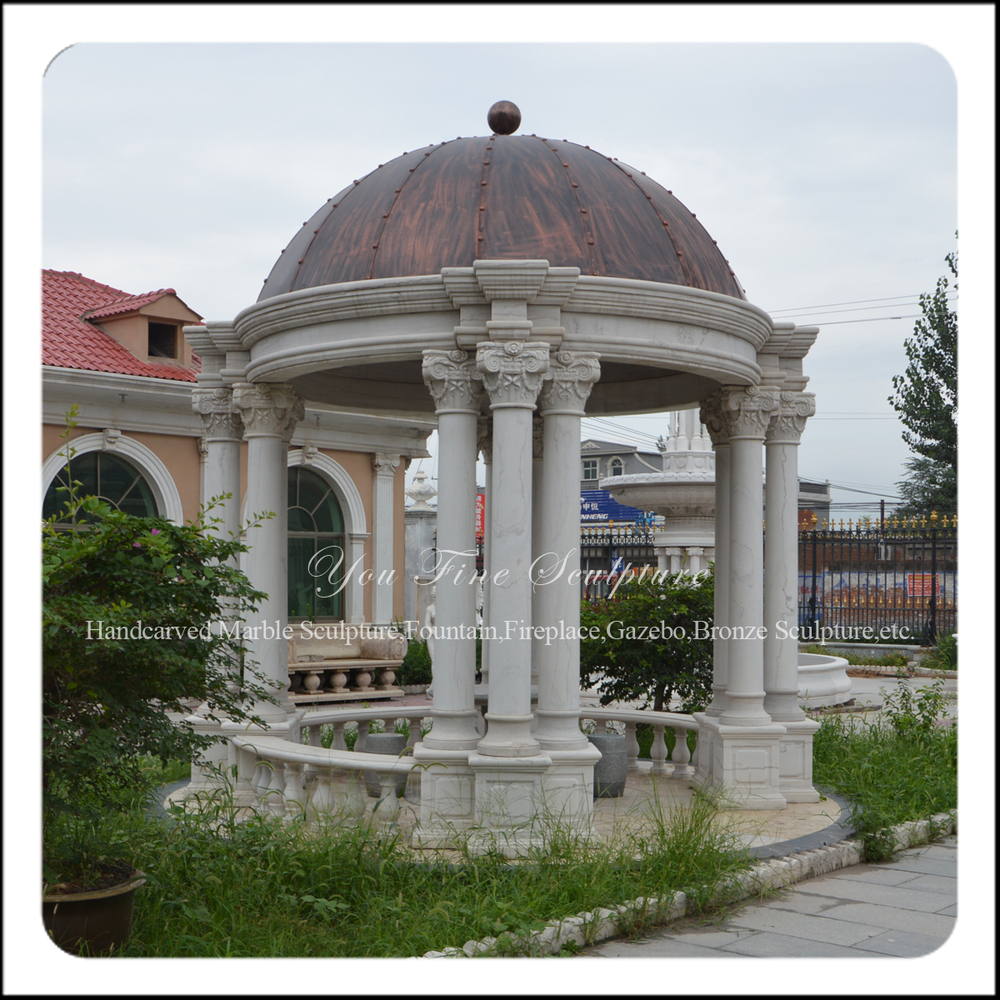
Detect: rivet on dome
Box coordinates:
(481, 181, 488, 186)
(479, 206, 486, 211)
(424, 151, 431, 156)
(372, 244, 378, 249)
(382, 214, 389, 219)
(571, 182, 578, 188)
(667, 190, 673, 194)
(395, 190, 401, 194)
(410, 168, 416, 172)
(354, 180, 359, 185)
(587, 239, 595, 245)
(562, 163, 569, 168)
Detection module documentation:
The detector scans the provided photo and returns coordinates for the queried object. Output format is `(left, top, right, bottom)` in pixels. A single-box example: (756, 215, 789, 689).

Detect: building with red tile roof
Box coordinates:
(43, 269, 202, 380)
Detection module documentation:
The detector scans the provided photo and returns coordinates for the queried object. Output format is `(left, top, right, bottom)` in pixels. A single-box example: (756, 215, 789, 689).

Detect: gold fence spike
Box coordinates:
(930, 510, 939, 524)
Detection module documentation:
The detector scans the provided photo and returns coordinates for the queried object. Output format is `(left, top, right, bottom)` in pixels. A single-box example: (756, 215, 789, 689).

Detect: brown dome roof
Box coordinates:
(259, 134, 744, 301)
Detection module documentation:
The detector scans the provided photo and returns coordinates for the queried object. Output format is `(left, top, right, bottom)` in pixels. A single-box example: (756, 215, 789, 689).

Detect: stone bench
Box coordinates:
(287, 625, 407, 704)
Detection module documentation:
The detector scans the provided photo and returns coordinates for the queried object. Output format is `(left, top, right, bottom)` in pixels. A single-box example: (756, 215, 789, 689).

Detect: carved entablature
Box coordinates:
(476, 341, 550, 409)
(232, 382, 304, 442)
(422, 349, 484, 415)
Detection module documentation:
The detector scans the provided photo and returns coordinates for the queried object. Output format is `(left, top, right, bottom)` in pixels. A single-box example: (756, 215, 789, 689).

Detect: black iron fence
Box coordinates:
(798, 512, 957, 646)
(579, 524, 656, 600)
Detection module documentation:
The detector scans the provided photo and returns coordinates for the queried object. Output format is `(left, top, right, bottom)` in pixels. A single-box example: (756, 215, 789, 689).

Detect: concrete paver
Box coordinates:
(576, 836, 956, 959)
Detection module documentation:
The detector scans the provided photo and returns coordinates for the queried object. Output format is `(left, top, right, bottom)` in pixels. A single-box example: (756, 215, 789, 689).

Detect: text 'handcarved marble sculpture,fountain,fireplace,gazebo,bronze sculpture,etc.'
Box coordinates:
(186, 102, 822, 852)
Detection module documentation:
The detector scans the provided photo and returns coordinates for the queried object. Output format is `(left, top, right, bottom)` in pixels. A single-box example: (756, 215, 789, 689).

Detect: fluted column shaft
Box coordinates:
(233, 382, 304, 724)
(477, 417, 493, 689)
(534, 352, 601, 751)
(764, 391, 815, 721)
(476, 340, 550, 757)
(718, 385, 779, 728)
(421, 350, 483, 751)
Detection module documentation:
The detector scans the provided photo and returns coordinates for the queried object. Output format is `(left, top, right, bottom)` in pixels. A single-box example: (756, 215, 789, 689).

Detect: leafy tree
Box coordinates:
(580, 567, 714, 713)
(43, 411, 275, 887)
(890, 247, 957, 511)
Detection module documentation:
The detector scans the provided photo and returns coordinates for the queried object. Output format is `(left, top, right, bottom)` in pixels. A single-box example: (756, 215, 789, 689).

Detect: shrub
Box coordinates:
(580, 567, 714, 712)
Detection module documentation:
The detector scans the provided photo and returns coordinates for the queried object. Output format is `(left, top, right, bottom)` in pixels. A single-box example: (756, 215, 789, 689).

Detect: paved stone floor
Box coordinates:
(576, 834, 957, 959)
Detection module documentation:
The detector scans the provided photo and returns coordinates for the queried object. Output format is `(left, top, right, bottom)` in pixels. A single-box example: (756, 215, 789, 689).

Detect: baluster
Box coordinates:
(344, 771, 367, 818)
(356, 720, 371, 753)
(650, 725, 670, 775)
(372, 768, 402, 829)
(251, 759, 272, 812)
(266, 760, 288, 816)
(283, 761, 307, 816)
(670, 727, 693, 778)
(311, 765, 334, 815)
(332, 721, 348, 751)
(233, 745, 258, 807)
(308, 724, 322, 747)
(624, 721, 641, 773)
(405, 715, 420, 751)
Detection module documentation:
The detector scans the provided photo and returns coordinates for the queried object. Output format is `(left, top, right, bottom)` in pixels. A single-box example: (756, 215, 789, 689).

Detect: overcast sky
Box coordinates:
(33, 28, 981, 512)
(7, 9, 995, 991)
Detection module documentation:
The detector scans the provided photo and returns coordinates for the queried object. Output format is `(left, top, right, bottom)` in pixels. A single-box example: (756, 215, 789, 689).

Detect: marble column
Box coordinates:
(372, 452, 400, 623)
(476, 417, 493, 696)
(232, 382, 304, 726)
(474, 340, 550, 757)
(533, 351, 601, 752)
(418, 350, 483, 752)
(699, 391, 732, 719)
(192, 386, 243, 545)
(718, 385, 778, 729)
(765, 390, 821, 802)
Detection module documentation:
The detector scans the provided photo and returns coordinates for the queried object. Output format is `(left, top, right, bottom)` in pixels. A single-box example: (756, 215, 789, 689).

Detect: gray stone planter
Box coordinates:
(361, 732, 408, 797)
(587, 733, 627, 799)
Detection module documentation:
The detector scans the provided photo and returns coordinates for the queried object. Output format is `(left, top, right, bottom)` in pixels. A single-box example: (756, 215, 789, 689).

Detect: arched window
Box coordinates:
(43, 452, 159, 524)
(609, 457, 625, 477)
(287, 466, 346, 621)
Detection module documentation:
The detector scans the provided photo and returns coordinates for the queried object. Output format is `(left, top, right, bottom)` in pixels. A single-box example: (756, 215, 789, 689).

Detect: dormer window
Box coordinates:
(148, 321, 178, 358)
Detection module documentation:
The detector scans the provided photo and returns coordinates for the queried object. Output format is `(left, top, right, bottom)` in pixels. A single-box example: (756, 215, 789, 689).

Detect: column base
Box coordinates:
(475, 713, 541, 758)
(777, 717, 822, 803)
(412, 744, 477, 847)
(419, 709, 481, 752)
(689, 715, 787, 810)
(538, 745, 601, 841)
(466, 752, 552, 857)
(533, 708, 592, 753)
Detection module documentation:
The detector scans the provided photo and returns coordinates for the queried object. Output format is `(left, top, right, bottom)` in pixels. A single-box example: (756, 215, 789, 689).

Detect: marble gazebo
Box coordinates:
(188, 102, 822, 849)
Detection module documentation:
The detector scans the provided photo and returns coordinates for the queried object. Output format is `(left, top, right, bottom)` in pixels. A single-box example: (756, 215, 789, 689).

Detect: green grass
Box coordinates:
(104, 782, 753, 958)
(812, 677, 957, 861)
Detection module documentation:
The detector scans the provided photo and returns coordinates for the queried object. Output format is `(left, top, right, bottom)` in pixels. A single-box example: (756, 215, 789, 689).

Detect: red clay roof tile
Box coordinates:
(43, 270, 202, 381)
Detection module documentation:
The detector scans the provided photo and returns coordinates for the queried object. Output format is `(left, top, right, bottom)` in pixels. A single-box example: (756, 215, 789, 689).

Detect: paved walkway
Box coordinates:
(576, 834, 957, 958)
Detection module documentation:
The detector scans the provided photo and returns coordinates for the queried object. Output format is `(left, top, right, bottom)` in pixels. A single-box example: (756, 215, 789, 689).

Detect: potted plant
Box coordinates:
(42, 411, 274, 954)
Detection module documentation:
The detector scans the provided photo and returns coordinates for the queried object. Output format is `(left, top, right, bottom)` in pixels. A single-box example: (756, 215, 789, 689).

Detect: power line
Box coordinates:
(769, 291, 956, 315)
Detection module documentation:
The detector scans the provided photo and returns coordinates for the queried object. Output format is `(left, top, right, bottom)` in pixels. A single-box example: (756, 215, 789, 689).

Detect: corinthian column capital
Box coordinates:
(699, 390, 729, 447)
(193, 386, 243, 441)
(767, 391, 817, 444)
(422, 349, 484, 414)
(537, 350, 601, 415)
(232, 382, 304, 441)
(718, 384, 781, 441)
(476, 340, 550, 409)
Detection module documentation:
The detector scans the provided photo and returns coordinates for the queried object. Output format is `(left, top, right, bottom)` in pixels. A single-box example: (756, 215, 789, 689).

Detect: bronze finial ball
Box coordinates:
(487, 101, 521, 135)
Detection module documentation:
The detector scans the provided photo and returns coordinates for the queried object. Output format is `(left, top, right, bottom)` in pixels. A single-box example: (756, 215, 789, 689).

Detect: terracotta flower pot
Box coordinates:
(43, 871, 146, 956)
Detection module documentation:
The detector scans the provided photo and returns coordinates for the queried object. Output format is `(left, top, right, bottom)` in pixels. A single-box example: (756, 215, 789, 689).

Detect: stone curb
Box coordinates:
(421, 810, 956, 958)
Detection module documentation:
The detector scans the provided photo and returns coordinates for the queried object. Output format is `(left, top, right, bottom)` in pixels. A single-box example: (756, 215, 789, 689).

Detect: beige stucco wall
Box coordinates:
(42, 423, 202, 522)
(44, 424, 402, 622)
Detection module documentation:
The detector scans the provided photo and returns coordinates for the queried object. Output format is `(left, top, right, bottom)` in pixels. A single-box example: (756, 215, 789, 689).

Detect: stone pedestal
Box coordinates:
(467, 752, 553, 856)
